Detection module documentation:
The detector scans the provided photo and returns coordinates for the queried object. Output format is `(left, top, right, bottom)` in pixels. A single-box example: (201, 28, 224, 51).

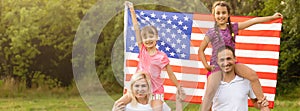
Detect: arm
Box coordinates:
(113, 93, 131, 108)
(238, 13, 283, 30)
(125, 1, 142, 50)
(166, 64, 179, 87)
(198, 36, 213, 71)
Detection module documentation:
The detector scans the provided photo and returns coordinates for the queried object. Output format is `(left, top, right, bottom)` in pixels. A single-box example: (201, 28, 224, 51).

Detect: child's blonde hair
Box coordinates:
(128, 72, 152, 107)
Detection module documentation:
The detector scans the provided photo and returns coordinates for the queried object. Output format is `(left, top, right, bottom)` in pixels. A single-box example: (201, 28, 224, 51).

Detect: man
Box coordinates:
(211, 45, 270, 111)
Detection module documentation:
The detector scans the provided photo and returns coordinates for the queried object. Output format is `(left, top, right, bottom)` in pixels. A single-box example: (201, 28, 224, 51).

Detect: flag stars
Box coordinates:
(156, 18, 161, 22)
(176, 48, 181, 53)
(166, 37, 171, 42)
(180, 53, 186, 58)
(161, 32, 166, 37)
(130, 36, 135, 41)
(150, 12, 156, 18)
(172, 24, 177, 29)
(156, 27, 161, 31)
(182, 34, 187, 39)
(156, 45, 159, 49)
(167, 19, 172, 24)
(141, 19, 146, 24)
(129, 46, 134, 51)
(181, 44, 186, 49)
(176, 39, 181, 43)
(161, 41, 165, 46)
(165, 46, 170, 51)
(140, 11, 145, 16)
(162, 13, 167, 19)
(161, 23, 166, 28)
(171, 43, 176, 48)
(170, 52, 175, 57)
(166, 28, 171, 33)
(150, 21, 155, 26)
(171, 33, 176, 38)
(177, 29, 182, 34)
(145, 16, 150, 21)
(172, 15, 178, 20)
(184, 16, 189, 21)
(178, 20, 183, 25)
(183, 25, 188, 30)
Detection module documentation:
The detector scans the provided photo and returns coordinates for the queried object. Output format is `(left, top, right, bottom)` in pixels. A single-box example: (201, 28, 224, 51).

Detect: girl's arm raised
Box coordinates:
(125, 1, 142, 50)
(238, 13, 283, 30)
(198, 36, 214, 71)
(166, 64, 179, 87)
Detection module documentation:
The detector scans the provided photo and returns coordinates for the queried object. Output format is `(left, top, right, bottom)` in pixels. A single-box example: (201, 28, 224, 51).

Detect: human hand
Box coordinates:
(206, 65, 215, 72)
(177, 86, 186, 101)
(273, 12, 283, 19)
(112, 102, 125, 111)
(260, 97, 269, 107)
(124, 1, 133, 8)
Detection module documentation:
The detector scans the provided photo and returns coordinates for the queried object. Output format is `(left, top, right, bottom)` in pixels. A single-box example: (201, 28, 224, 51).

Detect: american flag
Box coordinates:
(123, 6, 282, 108)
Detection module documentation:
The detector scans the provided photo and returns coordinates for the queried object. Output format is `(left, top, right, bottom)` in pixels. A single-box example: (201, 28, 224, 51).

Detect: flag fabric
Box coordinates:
(123, 6, 282, 108)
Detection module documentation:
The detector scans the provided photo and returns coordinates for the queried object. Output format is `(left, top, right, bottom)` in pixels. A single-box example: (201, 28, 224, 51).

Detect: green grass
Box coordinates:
(1, 94, 300, 111)
(1, 86, 299, 111)
(0, 96, 89, 111)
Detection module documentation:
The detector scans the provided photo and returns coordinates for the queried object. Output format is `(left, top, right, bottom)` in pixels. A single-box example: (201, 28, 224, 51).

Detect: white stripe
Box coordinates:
(246, 64, 278, 73)
(126, 52, 279, 73)
(259, 79, 277, 88)
(192, 21, 214, 29)
(191, 33, 280, 45)
(191, 47, 279, 59)
(192, 20, 282, 31)
(245, 23, 282, 31)
(125, 67, 276, 87)
(236, 36, 280, 45)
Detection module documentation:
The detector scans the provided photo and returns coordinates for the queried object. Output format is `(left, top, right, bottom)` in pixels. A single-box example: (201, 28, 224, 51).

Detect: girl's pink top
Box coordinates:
(205, 23, 239, 76)
(137, 45, 170, 94)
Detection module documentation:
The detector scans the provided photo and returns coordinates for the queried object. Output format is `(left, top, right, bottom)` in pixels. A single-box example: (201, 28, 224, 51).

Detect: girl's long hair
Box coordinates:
(212, 1, 235, 42)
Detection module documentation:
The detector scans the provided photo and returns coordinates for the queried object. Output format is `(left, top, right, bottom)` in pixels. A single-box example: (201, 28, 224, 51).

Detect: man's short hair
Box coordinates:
(217, 45, 236, 57)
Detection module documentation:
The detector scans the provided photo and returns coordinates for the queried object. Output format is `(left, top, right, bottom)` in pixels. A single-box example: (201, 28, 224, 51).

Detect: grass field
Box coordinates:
(1, 94, 299, 111)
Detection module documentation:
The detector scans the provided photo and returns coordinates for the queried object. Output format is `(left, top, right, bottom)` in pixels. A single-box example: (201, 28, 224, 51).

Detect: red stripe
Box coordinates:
(262, 86, 276, 94)
(190, 40, 280, 51)
(238, 30, 281, 37)
(190, 54, 278, 66)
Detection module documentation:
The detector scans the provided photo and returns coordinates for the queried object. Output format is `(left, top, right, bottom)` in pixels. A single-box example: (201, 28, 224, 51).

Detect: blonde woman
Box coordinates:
(113, 72, 170, 111)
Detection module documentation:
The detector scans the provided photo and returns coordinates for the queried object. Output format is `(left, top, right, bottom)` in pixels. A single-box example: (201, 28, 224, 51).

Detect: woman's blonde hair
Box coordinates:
(128, 72, 152, 107)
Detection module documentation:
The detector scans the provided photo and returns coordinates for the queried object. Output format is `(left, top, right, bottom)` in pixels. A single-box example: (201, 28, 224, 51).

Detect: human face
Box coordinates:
(214, 5, 229, 26)
(217, 49, 236, 73)
(142, 33, 157, 48)
(132, 78, 149, 100)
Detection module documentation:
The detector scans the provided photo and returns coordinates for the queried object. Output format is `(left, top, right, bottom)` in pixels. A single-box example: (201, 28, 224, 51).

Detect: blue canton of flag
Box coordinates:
(125, 9, 193, 60)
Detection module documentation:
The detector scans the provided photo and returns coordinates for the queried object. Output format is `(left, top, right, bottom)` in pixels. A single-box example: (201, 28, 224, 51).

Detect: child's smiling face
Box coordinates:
(214, 5, 229, 26)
